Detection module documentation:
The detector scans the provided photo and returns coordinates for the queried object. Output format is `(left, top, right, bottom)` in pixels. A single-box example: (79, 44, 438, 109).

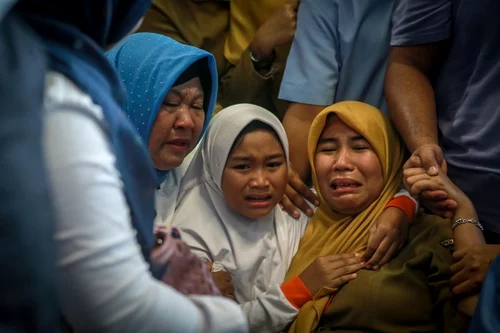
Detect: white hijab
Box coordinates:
(172, 104, 307, 303)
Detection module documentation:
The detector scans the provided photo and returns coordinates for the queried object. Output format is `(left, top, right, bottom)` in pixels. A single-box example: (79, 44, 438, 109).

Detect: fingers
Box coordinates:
(362, 224, 383, 262)
(325, 252, 359, 261)
(292, 179, 319, 207)
(410, 179, 443, 197)
(283, 184, 314, 217)
(329, 261, 365, 288)
(416, 145, 443, 176)
(324, 253, 360, 266)
(403, 156, 423, 170)
(375, 242, 399, 269)
(280, 192, 300, 219)
(421, 189, 448, 201)
(422, 197, 457, 218)
(289, 169, 319, 206)
(366, 237, 393, 269)
(451, 278, 482, 296)
(452, 249, 468, 263)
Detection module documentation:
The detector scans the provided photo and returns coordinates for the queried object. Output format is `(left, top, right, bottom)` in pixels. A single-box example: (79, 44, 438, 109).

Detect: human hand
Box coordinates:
(403, 146, 455, 218)
(280, 165, 318, 219)
(363, 207, 409, 270)
(152, 229, 220, 296)
(404, 167, 466, 218)
(450, 245, 500, 296)
(299, 253, 364, 296)
(205, 262, 236, 301)
(251, 0, 300, 60)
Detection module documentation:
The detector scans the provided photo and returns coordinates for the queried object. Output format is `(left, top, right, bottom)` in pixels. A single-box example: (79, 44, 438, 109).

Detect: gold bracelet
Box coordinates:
(452, 218, 484, 231)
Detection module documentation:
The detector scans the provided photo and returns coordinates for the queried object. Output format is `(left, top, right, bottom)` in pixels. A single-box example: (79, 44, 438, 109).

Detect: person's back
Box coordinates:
(0, 2, 58, 331)
(389, 0, 500, 237)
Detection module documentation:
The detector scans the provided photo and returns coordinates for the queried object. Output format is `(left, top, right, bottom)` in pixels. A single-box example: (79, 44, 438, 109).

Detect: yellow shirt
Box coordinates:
(139, 0, 290, 118)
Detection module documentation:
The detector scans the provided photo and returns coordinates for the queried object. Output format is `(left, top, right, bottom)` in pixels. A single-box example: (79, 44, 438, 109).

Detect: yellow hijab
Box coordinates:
(223, 0, 285, 65)
(285, 101, 404, 332)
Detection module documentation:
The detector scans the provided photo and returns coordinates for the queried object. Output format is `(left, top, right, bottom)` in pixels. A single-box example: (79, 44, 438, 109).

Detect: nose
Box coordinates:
(333, 148, 354, 172)
(173, 105, 195, 129)
(249, 169, 270, 188)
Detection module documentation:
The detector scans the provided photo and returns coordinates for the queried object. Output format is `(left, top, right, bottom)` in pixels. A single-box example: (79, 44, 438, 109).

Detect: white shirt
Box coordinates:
(43, 71, 248, 333)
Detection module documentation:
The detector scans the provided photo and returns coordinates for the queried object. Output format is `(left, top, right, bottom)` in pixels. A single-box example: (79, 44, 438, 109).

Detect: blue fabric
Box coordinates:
(278, 0, 393, 113)
(391, 0, 500, 233)
(0, 9, 59, 332)
(17, 1, 159, 262)
(106, 32, 218, 184)
(469, 255, 500, 332)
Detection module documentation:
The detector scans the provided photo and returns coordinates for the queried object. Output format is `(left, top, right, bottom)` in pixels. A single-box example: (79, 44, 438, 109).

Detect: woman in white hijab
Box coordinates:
(173, 104, 363, 332)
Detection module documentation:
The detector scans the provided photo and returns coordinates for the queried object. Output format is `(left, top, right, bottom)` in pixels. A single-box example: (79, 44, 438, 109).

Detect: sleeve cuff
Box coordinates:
(385, 195, 417, 222)
(280, 276, 313, 309)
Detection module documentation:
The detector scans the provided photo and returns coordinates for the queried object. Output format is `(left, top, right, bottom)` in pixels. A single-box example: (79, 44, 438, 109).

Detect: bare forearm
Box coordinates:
(452, 201, 484, 316)
(385, 46, 441, 152)
(282, 103, 325, 181)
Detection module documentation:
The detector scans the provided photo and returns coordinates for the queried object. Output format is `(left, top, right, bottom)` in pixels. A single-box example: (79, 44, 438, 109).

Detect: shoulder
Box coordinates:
(44, 71, 104, 122)
(407, 214, 454, 259)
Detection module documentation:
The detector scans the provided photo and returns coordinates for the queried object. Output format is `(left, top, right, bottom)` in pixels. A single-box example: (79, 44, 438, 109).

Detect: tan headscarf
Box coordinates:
(223, 0, 285, 65)
(284, 101, 404, 332)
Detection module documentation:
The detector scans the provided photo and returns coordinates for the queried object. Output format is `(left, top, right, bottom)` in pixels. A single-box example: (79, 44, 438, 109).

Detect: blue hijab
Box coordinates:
(106, 32, 218, 184)
(16, 0, 152, 108)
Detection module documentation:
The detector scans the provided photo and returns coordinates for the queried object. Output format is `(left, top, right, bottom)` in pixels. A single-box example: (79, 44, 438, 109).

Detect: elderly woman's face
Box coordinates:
(148, 77, 205, 170)
(314, 116, 384, 215)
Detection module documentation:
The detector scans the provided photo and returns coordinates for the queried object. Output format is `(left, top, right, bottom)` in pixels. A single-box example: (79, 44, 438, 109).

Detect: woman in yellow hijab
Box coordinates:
(284, 101, 484, 332)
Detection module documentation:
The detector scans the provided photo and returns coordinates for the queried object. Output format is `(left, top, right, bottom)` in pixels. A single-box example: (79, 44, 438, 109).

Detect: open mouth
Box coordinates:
(330, 179, 361, 190)
(245, 194, 272, 202)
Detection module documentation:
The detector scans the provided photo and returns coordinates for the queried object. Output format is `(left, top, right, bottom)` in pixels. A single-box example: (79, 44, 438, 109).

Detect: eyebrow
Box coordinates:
(229, 153, 285, 161)
(317, 134, 367, 144)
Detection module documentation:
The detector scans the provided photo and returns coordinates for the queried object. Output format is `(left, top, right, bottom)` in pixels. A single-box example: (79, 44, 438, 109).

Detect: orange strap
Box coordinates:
(280, 276, 313, 309)
(385, 195, 415, 221)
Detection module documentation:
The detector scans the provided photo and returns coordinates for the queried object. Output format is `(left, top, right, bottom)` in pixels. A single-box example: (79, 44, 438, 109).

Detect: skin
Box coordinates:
(221, 130, 288, 220)
(250, 0, 300, 62)
(404, 166, 486, 316)
(148, 77, 205, 171)
(314, 116, 384, 216)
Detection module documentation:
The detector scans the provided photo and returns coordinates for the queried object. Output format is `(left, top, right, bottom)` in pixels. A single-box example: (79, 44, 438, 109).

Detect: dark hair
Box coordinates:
(174, 57, 212, 111)
(228, 120, 284, 156)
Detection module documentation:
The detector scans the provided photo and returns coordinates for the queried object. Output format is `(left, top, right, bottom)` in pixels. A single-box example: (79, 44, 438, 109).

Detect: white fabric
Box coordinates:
(43, 71, 247, 333)
(155, 145, 198, 227)
(173, 104, 309, 332)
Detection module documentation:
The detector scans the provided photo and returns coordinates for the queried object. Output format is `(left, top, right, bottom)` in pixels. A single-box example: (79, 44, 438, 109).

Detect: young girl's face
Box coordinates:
(221, 129, 287, 219)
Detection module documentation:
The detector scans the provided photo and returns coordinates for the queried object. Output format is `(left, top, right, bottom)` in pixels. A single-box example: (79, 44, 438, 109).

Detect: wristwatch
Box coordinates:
(249, 49, 276, 71)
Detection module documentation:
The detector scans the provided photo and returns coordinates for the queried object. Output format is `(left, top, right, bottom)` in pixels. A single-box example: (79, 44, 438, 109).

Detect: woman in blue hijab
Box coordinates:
(107, 32, 218, 226)
(16, 1, 246, 332)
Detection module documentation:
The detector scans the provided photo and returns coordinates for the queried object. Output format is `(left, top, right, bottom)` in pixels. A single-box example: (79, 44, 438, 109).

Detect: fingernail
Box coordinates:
(354, 253, 361, 257)
(429, 166, 437, 174)
(360, 262, 366, 266)
(293, 211, 300, 218)
(373, 266, 379, 270)
(314, 200, 320, 206)
(306, 209, 313, 216)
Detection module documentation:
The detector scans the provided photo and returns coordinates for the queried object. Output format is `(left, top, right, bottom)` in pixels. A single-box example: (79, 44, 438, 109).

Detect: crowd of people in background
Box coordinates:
(2, 0, 499, 332)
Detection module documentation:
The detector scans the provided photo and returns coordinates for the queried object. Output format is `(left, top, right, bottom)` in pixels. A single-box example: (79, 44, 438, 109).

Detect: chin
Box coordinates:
(243, 209, 273, 220)
(329, 200, 366, 216)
